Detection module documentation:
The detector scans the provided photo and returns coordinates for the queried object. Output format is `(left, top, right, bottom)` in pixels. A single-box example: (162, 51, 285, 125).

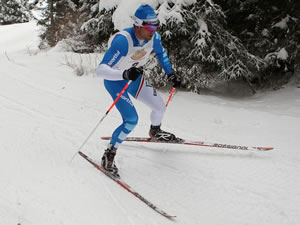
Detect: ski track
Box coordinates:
(116, 140, 300, 225)
(79, 155, 137, 225)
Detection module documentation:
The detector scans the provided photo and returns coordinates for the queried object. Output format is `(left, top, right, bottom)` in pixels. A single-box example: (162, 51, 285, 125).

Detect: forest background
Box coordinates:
(1, 0, 299, 94)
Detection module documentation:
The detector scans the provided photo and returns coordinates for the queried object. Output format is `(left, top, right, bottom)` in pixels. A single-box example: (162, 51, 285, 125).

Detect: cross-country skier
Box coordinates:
(96, 4, 181, 177)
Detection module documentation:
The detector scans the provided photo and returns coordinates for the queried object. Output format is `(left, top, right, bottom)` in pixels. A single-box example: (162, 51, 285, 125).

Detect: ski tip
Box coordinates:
(161, 214, 176, 220)
(164, 216, 176, 221)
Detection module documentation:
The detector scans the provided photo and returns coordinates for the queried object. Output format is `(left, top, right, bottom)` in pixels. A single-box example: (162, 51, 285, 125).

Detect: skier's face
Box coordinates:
(135, 25, 157, 40)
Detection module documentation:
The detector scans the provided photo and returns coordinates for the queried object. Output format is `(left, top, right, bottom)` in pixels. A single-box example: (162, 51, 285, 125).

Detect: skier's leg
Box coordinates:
(129, 77, 166, 126)
(104, 80, 138, 148)
(101, 80, 139, 177)
(129, 78, 176, 141)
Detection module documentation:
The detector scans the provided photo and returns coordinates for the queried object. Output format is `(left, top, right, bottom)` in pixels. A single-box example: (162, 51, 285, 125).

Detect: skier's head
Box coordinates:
(133, 4, 159, 32)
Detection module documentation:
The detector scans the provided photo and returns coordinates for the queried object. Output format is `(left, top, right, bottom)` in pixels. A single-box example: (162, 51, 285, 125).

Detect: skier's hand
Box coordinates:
(168, 73, 181, 88)
(123, 67, 143, 81)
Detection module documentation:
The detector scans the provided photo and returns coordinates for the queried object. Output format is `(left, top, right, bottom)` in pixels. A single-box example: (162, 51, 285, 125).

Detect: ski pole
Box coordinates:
(71, 81, 132, 160)
(165, 87, 176, 107)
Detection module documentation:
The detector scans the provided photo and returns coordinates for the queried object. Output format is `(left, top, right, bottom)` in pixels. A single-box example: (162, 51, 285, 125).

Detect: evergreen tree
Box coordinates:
(79, 1, 115, 52)
(144, 0, 264, 92)
(74, 0, 100, 52)
(0, 0, 30, 25)
(36, 0, 114, 52)
(37, 0, 79, 48)
(35, 0, 299, 92)
(215, 0, 299, 86)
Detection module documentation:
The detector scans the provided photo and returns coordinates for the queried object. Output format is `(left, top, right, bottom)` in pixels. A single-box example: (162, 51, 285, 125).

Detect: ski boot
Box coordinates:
(101, 145, 120, 178)
(149, 125, 176, 142)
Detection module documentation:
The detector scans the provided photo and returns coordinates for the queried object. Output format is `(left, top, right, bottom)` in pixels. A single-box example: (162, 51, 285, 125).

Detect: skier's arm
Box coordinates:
(96, 34, 128, 80)
(153, 32, 172, 75)
(153, 33, 182, 87)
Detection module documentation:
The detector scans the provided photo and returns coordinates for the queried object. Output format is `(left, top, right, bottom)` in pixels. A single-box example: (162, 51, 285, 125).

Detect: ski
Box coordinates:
(101, 136, 274, 151)
(78, 151, 175, 220)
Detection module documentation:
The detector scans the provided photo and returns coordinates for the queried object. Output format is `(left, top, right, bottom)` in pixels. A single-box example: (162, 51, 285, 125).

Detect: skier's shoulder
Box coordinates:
(111, 27, 133, 41)
(107, 31, 131, 57)
(110, 28, 135, 47)
(110, 32, 128, 46)
(153, 31, 161, 40)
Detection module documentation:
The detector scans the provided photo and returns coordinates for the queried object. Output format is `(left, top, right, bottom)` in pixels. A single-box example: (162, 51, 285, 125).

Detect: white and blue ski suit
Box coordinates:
(96, 27, 173, 148)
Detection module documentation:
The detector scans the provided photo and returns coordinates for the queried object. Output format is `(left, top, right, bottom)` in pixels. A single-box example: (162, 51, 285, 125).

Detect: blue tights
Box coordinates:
(104, 78, 141, 148)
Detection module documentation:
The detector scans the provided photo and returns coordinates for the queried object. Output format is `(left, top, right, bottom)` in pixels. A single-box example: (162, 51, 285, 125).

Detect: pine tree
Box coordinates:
(0, 0, 30, 25)
(34, 0, 299, 91)
(37, 0, 79, 48)
(144, 0, 265, 93)
(79, 1, 115, 52)
(215, 0, 299, 87)
(36, 0, 115, 52)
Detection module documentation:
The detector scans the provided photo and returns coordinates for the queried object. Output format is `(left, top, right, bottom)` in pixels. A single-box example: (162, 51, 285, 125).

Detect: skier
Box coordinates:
(96, 4, 181, 177)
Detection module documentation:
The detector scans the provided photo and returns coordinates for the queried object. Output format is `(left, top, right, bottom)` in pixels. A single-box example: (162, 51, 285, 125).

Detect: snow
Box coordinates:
(1, 21, 300, 225)
(273, 17, 288, 30)
(99, 0, 157, 30)
(99, 0, 193, 30)
(272, 15, 298, 30)
(278, 48, 289, 61)
(99, 0, 121, 11)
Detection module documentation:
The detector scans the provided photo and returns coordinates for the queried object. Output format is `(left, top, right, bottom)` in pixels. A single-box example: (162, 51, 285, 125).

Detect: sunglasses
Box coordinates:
(143, 24, 158, 32)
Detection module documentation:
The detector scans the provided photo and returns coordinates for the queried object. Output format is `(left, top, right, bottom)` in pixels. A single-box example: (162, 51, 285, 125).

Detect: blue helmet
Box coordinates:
(133, 4, 159, 26)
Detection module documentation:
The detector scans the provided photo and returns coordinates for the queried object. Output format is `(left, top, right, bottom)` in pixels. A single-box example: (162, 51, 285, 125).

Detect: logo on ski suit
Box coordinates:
(131, 49, 147, 60)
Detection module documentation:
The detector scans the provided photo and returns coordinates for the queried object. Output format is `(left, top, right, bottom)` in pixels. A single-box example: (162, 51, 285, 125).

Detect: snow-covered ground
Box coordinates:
(1, 21, 300, 225)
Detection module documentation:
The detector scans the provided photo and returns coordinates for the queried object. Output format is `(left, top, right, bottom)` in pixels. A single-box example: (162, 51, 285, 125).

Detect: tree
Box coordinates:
(0, 0, 30, 25)
(37, 0, 79, 48)
(215, 0, 299, 87)
(78, 1, 115, 52)
(144, 0, 265, 93)
(35, 0, 299, 92)
(36, 0, 115, 52)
